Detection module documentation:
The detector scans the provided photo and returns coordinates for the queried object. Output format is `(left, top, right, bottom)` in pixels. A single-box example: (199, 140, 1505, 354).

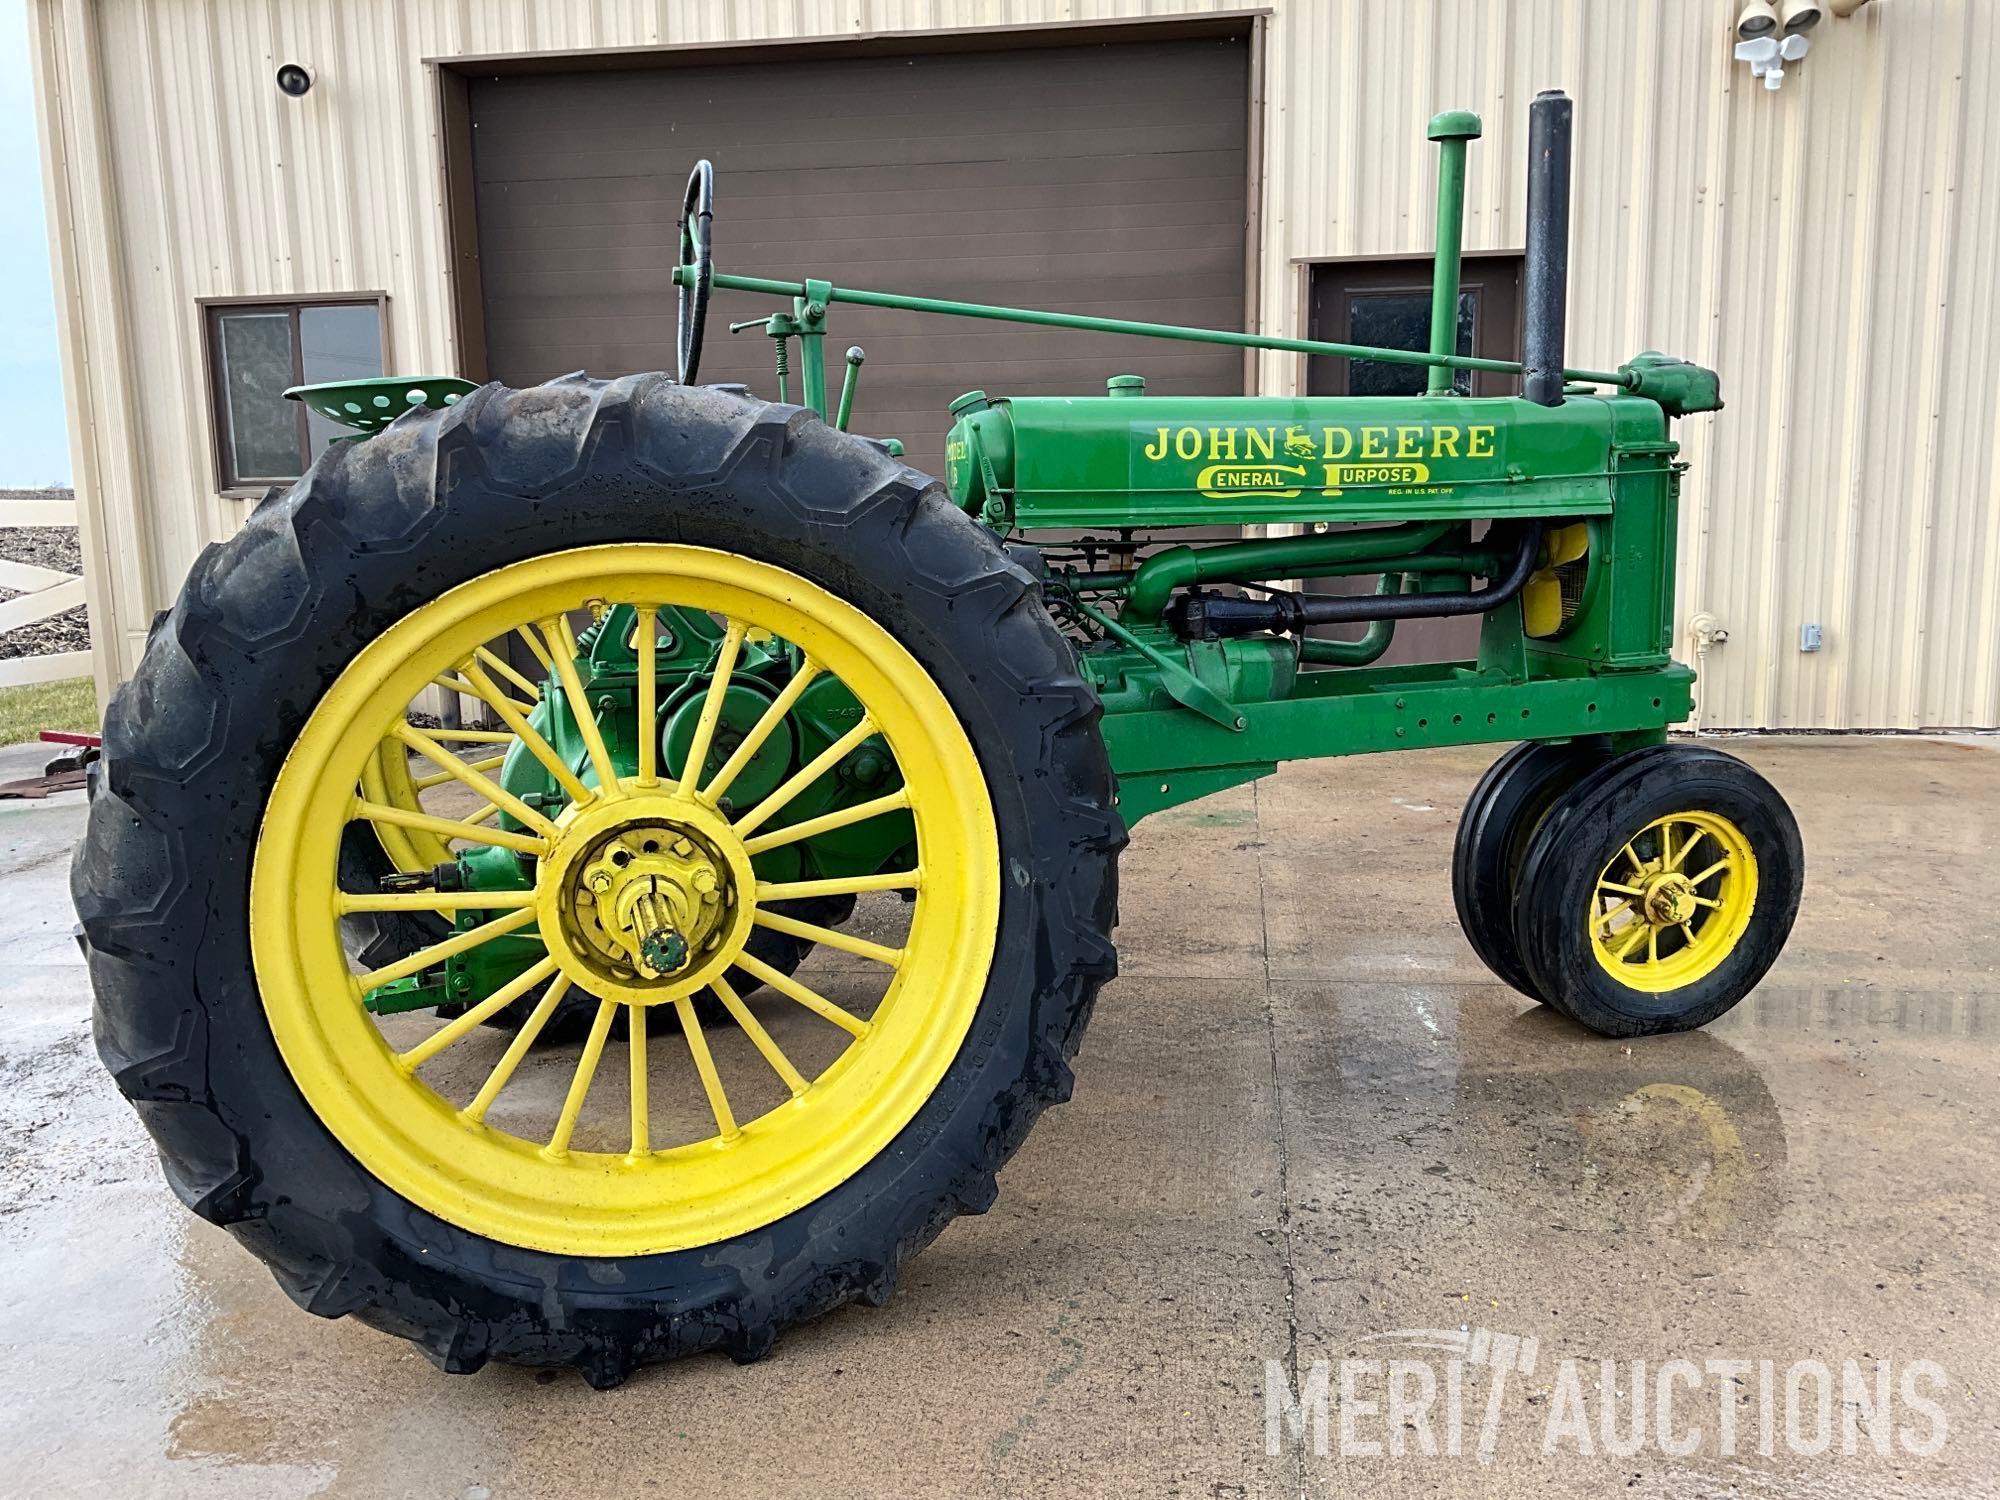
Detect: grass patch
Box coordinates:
(0, 675, 100, 747)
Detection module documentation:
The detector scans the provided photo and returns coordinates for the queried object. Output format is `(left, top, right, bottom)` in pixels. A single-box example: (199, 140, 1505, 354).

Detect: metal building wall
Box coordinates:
(29, 0, 2000, 728)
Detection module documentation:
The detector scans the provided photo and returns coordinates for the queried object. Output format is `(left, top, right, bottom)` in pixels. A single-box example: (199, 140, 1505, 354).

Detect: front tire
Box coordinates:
(1511, 746, 1802, 1037)
(75, 376, 1123, 1385)
(1451, 739, 1611, 998)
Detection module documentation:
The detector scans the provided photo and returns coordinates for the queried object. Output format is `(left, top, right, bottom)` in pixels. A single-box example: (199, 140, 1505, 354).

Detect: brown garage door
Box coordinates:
(467, 34, 1250, 477)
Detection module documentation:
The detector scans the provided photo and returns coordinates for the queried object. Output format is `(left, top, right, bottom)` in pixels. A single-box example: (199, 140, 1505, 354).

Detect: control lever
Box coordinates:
(836, 347, 865, 431)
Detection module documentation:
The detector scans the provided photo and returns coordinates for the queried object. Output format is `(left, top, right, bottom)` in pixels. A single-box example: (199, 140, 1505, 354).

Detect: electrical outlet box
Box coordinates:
(1800, 622, 1823, 652)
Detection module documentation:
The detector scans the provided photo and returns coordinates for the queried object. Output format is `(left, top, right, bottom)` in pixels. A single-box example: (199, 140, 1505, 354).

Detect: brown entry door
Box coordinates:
(1302, 256, 1523, 664)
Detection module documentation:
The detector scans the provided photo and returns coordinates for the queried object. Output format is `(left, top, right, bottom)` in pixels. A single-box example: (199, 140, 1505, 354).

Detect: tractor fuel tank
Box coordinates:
(945, 383, 1673, 530)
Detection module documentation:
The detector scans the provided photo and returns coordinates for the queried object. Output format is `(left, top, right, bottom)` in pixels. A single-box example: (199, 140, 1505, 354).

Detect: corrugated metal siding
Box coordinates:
(29, 0, 2000, 727)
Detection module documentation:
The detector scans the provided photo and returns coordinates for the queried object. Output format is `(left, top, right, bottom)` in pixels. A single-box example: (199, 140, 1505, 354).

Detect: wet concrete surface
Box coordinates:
(3, 735, 1997, 1497)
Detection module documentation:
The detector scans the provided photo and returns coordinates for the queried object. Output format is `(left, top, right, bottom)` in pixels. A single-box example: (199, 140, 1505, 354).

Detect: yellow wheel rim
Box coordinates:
(250, 544, 999, 1257)
(1588, 810, 1758, 993)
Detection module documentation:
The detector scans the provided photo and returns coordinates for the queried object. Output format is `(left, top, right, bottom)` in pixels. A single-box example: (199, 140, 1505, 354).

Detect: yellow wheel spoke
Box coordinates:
(423, 727, 519, 745)
(703, 659, 822, 804)
(362, 905, 544, 995)
(733, 951, 871, 1038)
(1612, 922, 1650, 962)
(1686, 857, 1731, 888)
(628, 1011, 650, 1157)
(1660, 824, 1676, 872)
(1622, 842, 1646, 878)
(674, 997, 739, 1140)
(461, 659, 596, 809)
(545, 998, 620, 1157)
(1648, 927, 1660, 964)
(678, 620, 748, 794)
(1668, 823, 1703, 871)
(461, 975, 573, 1125)
(635, 606, 660, 787)
(742, 788, 910, 857)
(1680, 921, 1699, 949)
(710, 974, 810, 1097)
(1689, 894, 1722, 910)
(354, 797, 548, 856)
(754, 908, 904, 967)
(541, 616, 623, 797)
(461, 802, 502, 827)
(432, 673, 535, 716)
(413, 752, 508, 790)
(394, 953, 559, 1070)
(1598, 879, 1645, 898)
(474, 645, 544, 704)
(393, 722, 561, 839)
(1593, 897, 1635, 933)
(340, 889, 535, 915)
(757, 869, 920, 903)
(516, 625, 555, 671)
(734, 716, 879, 838)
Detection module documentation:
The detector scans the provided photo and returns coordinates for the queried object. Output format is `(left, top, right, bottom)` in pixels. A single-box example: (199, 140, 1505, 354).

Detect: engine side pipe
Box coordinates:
(1124, 522, 1457, 620)
(1298, 575, 1407, 666)
(1171, 522, 1545, 636)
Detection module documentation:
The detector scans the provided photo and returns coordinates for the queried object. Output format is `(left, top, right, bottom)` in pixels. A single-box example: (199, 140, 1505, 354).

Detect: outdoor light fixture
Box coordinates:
(1735, 33, 1812, 90)
(1780, 0, 1825, 33)
(1828, 0, 1874, 16)
(275, 62, 314, 98)
(1735, 1, 1780, 39)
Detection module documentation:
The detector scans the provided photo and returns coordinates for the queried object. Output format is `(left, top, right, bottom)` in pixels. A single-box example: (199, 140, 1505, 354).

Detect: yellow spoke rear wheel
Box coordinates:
(253, 545, 1000, 1257)
(76, 374, 1119, 1383)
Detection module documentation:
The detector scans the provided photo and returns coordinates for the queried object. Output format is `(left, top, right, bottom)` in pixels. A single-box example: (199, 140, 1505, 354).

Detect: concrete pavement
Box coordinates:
(2, 735, 1996, 1497)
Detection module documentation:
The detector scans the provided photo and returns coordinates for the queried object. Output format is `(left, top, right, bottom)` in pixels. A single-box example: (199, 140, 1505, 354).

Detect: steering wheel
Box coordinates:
(676, 160, 715, 384)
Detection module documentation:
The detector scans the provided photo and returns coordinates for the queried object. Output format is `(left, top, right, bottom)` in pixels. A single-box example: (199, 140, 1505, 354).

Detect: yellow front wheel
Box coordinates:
(1510, 746, 1803, 1037)
(73, 375, 1121, 1385)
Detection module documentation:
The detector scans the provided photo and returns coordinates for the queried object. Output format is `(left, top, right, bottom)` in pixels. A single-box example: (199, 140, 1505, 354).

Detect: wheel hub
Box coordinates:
(576, 829, 728, 979)
(535, 791, 759, 1007)
(1642, 871, 1696, 926)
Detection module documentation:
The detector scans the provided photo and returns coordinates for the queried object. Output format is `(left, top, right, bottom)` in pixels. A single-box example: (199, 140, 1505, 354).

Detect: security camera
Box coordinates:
(275, 63, 314, 98)
(1735, 1, 1779, 38)
(1780, 0, 1824, 33)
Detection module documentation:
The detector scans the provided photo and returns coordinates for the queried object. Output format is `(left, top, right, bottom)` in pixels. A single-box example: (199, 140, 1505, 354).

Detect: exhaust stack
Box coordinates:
(1522, 90, 1574, 407)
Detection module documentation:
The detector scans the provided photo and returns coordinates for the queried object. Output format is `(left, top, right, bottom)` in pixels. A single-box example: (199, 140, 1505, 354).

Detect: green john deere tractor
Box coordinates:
(75, 92, 1801, 1386)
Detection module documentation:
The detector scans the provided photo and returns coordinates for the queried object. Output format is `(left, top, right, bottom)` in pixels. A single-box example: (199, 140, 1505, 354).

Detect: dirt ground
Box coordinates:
(2, 734, 1996, 1498)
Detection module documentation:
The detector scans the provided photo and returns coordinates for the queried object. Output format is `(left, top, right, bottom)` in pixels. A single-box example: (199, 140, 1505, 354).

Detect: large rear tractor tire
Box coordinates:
(75, 375, 1123, 1385)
